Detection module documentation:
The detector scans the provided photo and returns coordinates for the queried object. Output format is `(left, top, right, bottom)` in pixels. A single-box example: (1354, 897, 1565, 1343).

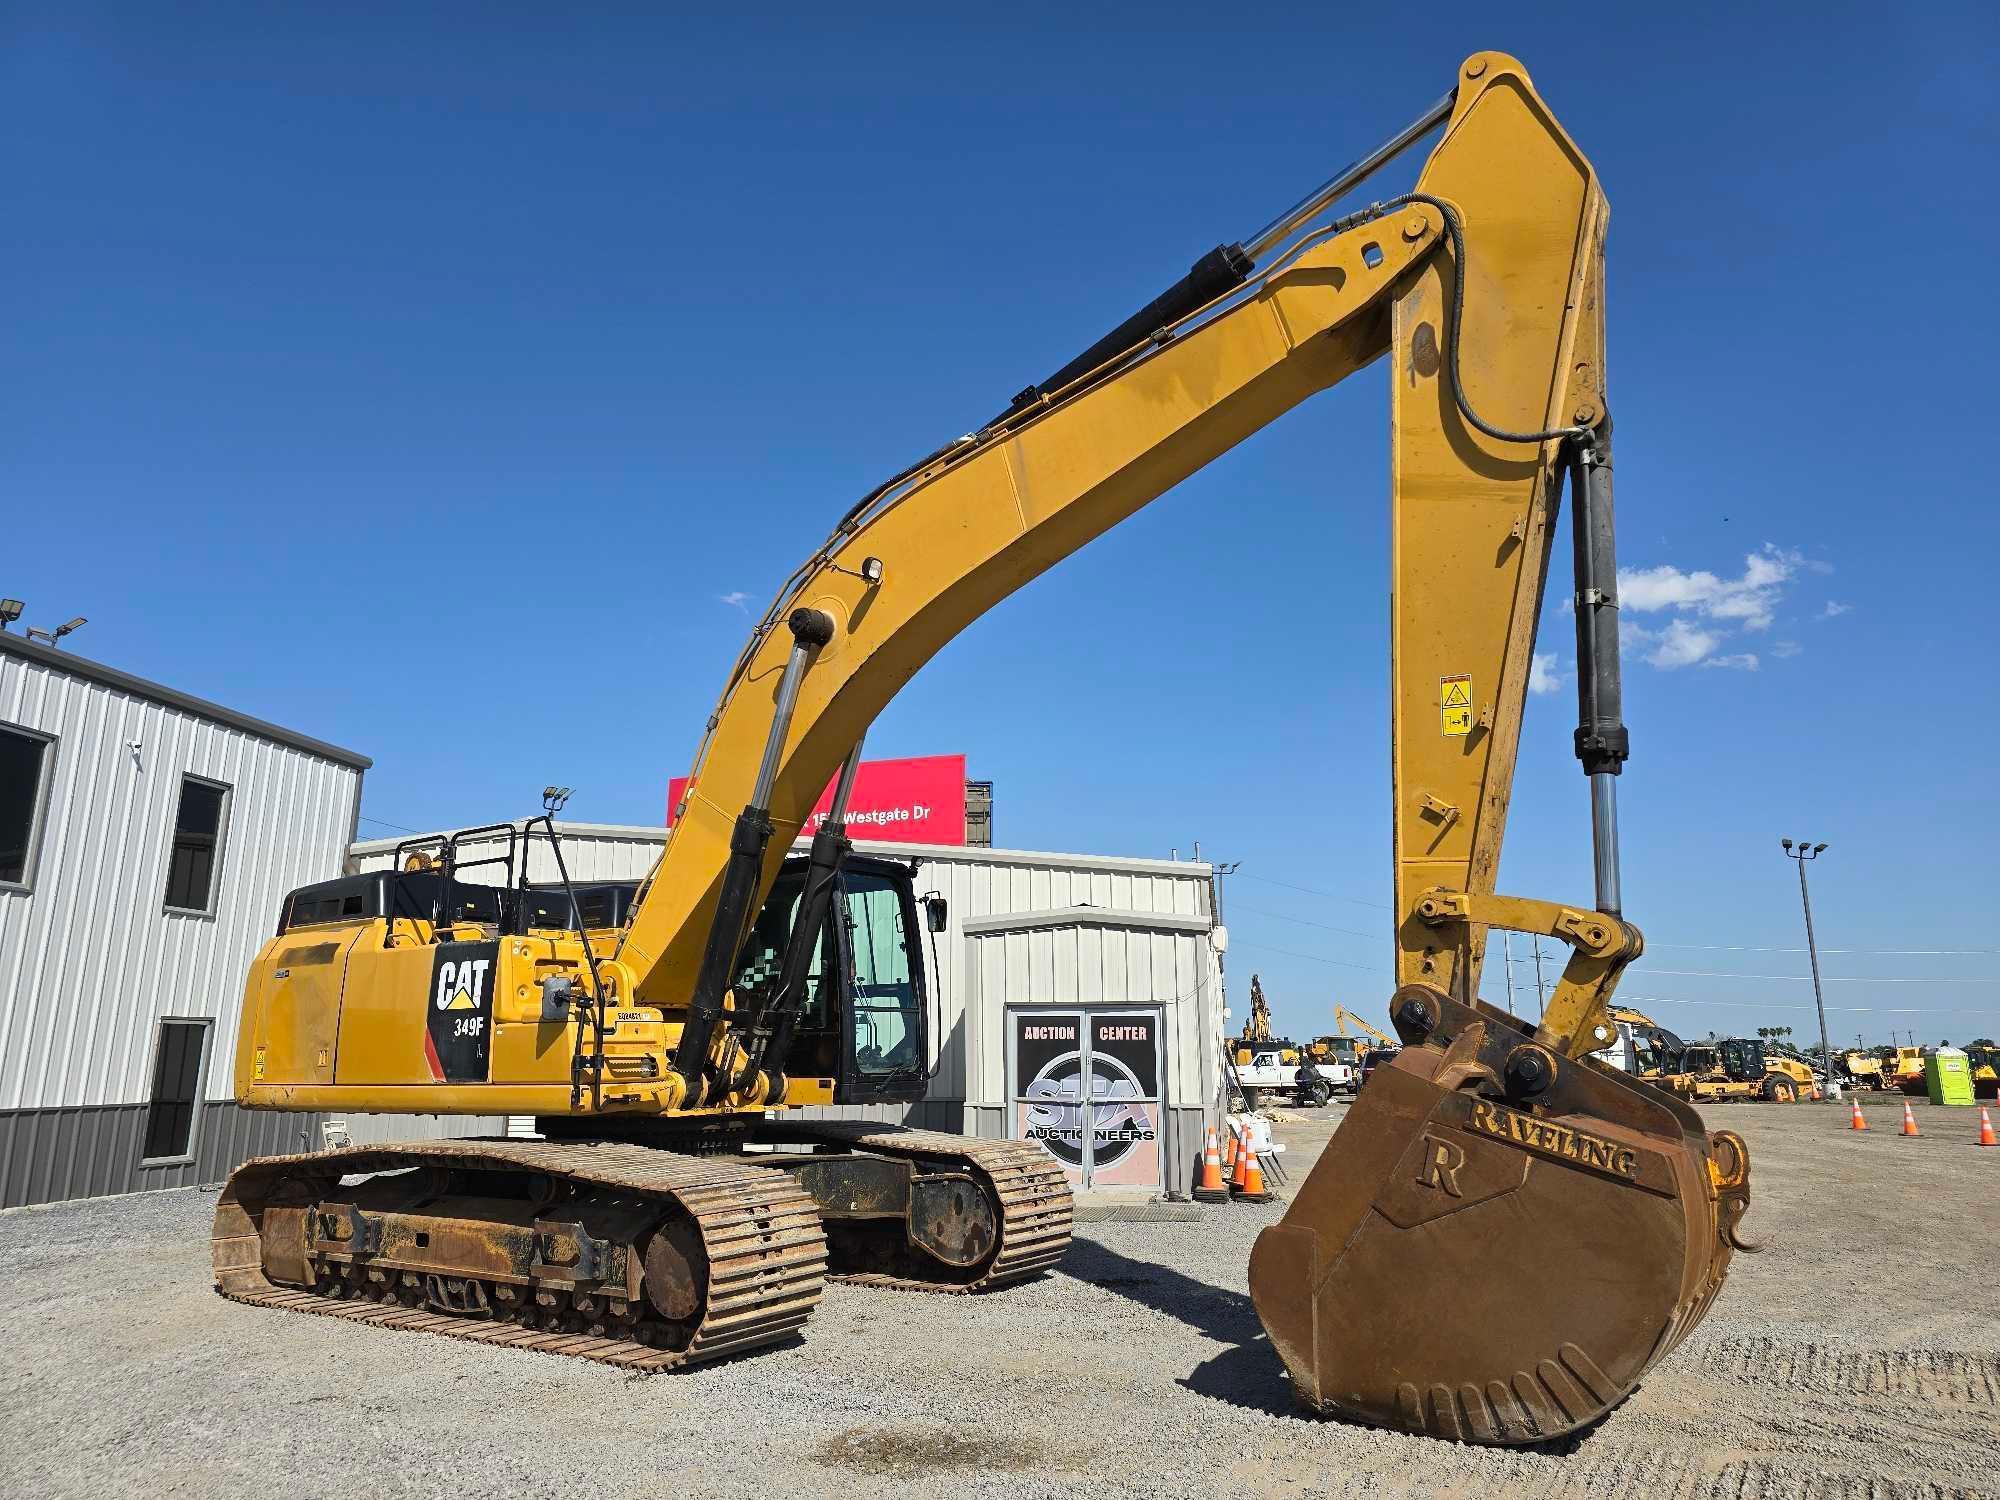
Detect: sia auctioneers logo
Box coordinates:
(1024, 1050, 1155, 1170)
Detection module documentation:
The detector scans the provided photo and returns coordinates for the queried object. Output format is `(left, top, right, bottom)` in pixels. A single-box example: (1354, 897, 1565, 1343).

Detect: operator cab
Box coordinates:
(273, 851, 934, 1108)
(729, 852, 933, 1107)
(1629, 1022, 1688, 1076)
(1717, 1037, 1765, 1083)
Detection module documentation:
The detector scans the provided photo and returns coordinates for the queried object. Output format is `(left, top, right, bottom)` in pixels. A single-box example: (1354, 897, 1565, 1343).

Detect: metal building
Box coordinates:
(350, 823, 1227, 1194)
(0, 634, 373, 1206)
(0, 635, 501, 1210)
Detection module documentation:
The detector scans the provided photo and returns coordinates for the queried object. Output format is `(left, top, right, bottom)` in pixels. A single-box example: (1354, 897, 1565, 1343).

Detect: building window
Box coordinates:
(141, 1017, 211, 1165)
(164, 775, 230, 914)
(0, 722, 57, 893)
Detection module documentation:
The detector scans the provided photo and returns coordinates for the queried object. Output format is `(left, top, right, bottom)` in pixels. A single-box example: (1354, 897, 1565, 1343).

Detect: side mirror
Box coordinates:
(921, 892, 948, 933)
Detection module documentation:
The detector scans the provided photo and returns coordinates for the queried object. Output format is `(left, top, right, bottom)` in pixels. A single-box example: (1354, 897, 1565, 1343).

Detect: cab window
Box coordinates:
(732, 876, 837, 1031)
(842, 871, 921, 1077)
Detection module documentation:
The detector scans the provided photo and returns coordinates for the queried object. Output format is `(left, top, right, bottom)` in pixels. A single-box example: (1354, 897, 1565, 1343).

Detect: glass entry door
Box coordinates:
(1009, 1008, 1163, 1189)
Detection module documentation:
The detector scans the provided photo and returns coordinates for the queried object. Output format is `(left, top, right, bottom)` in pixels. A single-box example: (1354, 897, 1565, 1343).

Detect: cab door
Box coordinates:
(834, 858, 929, 1105)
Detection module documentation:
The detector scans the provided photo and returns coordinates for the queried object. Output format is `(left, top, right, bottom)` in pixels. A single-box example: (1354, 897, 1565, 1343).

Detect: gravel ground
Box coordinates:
(2, 1099, 1995, 1500)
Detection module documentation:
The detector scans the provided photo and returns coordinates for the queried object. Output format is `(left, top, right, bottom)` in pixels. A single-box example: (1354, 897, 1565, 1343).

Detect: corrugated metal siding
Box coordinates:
(1, 652, 363, 1112)
(0, 1104, 508, 1209)
(0, 1102, 311, 1208)
(964, 924, 1221, 1111)
(350, 826, 1223, 1129)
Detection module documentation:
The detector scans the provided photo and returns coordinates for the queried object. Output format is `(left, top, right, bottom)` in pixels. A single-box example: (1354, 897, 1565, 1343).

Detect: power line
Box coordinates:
(356, 814, 425, 834)
(1647, 942, 1999, 958)
(1621, 992, 1990, 1017)
(1236, 941, 1994, 1018)
(1230, 917, 1998, 984)
(1232, 872, 1390, 910)
(1636, 968, 1996, 985)
(1230, 904, 1380, 942)
(1230, 941, 1386, 975)
(1231, 874, 1986, 957)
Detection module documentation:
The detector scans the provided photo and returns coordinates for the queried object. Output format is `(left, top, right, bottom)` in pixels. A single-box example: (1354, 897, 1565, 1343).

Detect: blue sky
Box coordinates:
(7, 4, 1996, 1047)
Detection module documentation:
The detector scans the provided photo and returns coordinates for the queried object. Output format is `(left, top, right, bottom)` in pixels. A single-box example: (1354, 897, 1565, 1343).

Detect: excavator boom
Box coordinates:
(217, 51, 1750, 1446)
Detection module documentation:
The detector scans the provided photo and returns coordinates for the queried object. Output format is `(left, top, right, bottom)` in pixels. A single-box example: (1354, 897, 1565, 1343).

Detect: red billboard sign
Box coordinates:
(668, 754, 968, 846)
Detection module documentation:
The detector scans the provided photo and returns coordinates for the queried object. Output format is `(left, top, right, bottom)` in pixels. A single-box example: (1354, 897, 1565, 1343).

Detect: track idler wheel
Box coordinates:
(1248, 988, 1749, 1446)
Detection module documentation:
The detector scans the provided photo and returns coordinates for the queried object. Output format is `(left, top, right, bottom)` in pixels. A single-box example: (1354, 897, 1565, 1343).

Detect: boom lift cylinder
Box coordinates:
(754, 738, 865, 1103)
(998, 89, 1457, 424)
(670, 607, 835, 1103)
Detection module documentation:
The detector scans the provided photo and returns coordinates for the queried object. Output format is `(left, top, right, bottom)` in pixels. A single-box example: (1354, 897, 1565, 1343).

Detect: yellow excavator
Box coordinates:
(1967, 1044, 1999, 1101)
(216, 51, 1751, 1447)
(1235, 974, 1284, 1050)
(1840, 1049, 1889, 1090)
(1311, 1004, 1398, 1071)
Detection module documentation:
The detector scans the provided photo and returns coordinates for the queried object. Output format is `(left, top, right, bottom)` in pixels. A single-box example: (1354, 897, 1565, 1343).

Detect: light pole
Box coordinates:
(1781, 838, 1835, 1101)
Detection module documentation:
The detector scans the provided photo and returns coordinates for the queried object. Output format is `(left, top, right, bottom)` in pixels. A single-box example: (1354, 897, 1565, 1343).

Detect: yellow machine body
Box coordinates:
(1888, 1046, 1930, 1095)
(219, 50, 1749, 1446)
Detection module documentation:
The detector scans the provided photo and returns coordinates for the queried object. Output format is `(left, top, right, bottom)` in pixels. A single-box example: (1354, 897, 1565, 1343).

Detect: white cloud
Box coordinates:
(1772, 640, 1802, 659)
(719, 591, 751, 611)
(1646, 617, 1723, 669)
(1821, 600, 1851, 618)
(1529, 651, 1565, 695)
(1619, 544, 1800, 632)
(1699, 652, 1759, 672)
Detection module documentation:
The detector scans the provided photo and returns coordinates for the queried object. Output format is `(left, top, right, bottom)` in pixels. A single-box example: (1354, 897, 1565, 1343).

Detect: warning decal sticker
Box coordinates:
(1440, 675, 1473, 737)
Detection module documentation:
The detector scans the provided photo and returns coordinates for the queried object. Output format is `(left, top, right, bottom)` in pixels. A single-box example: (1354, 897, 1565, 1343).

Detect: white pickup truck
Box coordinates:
(1232, 1042, 1354, 1109)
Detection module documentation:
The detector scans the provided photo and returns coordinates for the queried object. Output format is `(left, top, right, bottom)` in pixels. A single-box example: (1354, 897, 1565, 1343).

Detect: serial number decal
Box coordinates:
(1467, 1098, 1638, 1179)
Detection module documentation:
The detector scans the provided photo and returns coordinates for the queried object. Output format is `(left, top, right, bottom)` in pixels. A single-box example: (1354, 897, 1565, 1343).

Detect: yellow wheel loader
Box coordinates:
(1967, 1045, 1999, 1101)
(1613, 1009, 1803, 1102)
(216, 50, 1751, 1447)
(1761, 1045, 1820, 1101)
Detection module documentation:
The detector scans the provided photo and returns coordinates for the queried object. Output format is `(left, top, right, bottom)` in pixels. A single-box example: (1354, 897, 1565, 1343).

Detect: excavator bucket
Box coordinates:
(1249, 988, 1751, 1445)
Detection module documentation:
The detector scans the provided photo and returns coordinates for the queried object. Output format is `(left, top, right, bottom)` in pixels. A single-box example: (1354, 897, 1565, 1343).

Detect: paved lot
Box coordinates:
(2, 1097, 1995, 1499)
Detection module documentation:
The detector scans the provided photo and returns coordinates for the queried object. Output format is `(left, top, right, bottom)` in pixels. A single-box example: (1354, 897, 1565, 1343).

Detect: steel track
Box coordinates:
(212, 1139, 826, 1371)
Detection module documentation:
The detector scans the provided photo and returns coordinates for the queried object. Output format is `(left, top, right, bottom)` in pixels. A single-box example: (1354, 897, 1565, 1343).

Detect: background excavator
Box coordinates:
(216, 51, 1751, 1447)
(1309, 1004, 1399, 1075)
(1230, 975, 1346, 1108)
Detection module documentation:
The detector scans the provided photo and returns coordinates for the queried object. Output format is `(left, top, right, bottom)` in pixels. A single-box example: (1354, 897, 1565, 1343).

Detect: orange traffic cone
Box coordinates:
(1194, 1125, 1230, 1202)
(1900, 1099, 1921, 1137)
(1221, 1124, 1240, 1178)
(1977, 1107, 1996, 1148)
(1238, 1140, 1274, 1204)
(1849, 1098, 1868, 1131)
(1230, 1126, 1251, 1194)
